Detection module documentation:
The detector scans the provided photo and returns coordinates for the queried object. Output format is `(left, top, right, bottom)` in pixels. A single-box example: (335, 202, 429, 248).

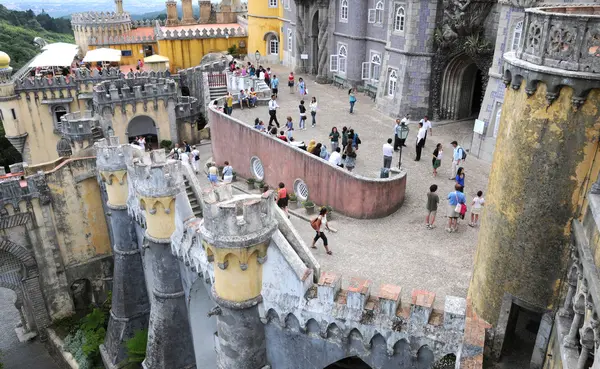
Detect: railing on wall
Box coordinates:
(207, 73, 227, 87)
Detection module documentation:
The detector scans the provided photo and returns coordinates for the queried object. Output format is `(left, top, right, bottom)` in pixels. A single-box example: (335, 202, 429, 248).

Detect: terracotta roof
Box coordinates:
(129, 27, 155, 38)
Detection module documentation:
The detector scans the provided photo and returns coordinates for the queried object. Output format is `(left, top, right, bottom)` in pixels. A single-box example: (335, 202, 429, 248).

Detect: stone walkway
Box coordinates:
(0, 288, 60, 369)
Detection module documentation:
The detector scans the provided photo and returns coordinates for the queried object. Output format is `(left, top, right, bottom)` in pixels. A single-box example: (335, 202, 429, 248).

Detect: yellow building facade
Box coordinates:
(247, 0, 285, 64)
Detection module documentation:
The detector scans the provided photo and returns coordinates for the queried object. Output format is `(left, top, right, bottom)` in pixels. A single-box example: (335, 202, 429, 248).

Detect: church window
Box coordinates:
(512, 20, 523, 51)
(284, 0, 290, 10)
(269, 37, 279, 55)
(288, 29, 293, 52)
(340, 0, 349, 22)
(375, 1, 384, 24)
(387, 68, 398, 97)
(338, 44, 347, 74)
(269, 0, 278, 8)
(394, 7, 405, 32)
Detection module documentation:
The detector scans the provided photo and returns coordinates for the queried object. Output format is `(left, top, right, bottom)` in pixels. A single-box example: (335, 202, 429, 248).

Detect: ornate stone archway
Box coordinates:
(439, 53, 482, 120)
(295, 0, 332, 83)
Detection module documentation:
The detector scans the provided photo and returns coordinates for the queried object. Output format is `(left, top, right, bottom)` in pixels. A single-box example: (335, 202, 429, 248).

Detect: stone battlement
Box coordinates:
(14, 75, 78, 92)
(130, 149, 183, 199)
(95, 137, 127, 172)
(60, 111, 99, 142)
(132, 19, 165, 28)
(156, 26, 246, 40)
(93, 78, 178, 105)
(175, 96, 200, 120)
(71, 11, 132, 26)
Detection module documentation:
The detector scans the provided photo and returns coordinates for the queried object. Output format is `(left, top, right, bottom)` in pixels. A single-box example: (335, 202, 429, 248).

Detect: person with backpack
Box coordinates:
(450, 141, 466, 180)
(310, 207, 333, 255)
(168, 143, 181, 160)
(191, 146, 200, 173)
(447, 184, 467, 233)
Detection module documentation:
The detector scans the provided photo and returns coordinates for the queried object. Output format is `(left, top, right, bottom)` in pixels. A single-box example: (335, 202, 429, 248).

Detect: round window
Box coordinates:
(294, 179, 309, 201)
(250, 156, 264, 181)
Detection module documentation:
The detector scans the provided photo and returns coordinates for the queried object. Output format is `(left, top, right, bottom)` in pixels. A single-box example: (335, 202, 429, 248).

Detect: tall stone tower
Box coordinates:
(96, 137, 150, 369)
(165, 0, 180, 26)
(198, 0, 211, 24)
(200, 186, 277, 369)
(181, 0, 196, 25)
(115, 0, 124, 13)
(469, 5, 600, 327)
(135, 150, 195, 369)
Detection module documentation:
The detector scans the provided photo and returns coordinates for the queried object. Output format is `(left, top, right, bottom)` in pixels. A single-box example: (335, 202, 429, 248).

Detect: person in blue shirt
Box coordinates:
(447, 184, 466, 233)
(455, 167, 465, 191)
(271, 75, 279, 97)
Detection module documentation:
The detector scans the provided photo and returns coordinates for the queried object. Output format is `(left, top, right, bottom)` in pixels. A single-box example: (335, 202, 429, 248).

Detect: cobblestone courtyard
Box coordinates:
(203, 65, 493, 308)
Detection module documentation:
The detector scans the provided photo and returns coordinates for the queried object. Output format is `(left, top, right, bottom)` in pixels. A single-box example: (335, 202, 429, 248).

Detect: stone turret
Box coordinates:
(133, 149, 195, 369)
(71, 11, 133, 53)
(166, 0, 179, 26)
(96, 137, 151, 369)
(115, 0, 124, 13)
(0, 51, 13, 84)
(200, 186, 277, 369)
(469, 4, 600, 351)
(181, 0, 196, 25)
(198, 0, 212, 24)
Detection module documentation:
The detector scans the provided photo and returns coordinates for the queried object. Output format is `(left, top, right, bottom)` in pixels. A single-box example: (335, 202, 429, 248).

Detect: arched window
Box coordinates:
(512, 20, 523, 51)
(395, 7, 405, 32)
(340, 0, 349, 22)
(387, 69, 398, 97)
(371, 52, 381, 82)
(268, 35, 279, 55)
(338, 44, 347, 74)
(375, 1, 384, 24)
(287, 29, 293, 52)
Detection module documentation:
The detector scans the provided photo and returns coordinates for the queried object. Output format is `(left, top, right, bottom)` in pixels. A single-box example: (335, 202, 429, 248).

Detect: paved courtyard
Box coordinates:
(208, 65, 493, 308)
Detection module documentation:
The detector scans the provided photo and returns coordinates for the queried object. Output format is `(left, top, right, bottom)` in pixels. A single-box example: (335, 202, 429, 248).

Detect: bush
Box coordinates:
(325, 205, 333, 212)
(63, 308, 109, 369)
(227, 44, 240, 59)
(246, 178, 255, 184)
(160, 140, 173, 150)
(303, 200, 314, 208)
(288, 193, 297, 201)
(125, 329, 148, 365)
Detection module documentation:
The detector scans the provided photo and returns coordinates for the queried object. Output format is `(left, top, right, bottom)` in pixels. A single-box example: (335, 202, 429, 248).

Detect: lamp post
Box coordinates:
(255, 50, 261, 65)
(398, 124, 409, 169)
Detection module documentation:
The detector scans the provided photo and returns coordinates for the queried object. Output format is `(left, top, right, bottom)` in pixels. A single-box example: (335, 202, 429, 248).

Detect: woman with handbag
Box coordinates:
(446, 184, 466, 233)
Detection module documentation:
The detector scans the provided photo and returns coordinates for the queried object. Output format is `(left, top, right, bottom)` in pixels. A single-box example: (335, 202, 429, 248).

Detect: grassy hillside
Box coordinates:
(0, 5, 74, 72)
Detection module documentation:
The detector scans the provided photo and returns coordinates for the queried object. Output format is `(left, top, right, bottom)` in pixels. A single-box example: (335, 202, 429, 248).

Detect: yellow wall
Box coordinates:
(248, 0, 284, 62)
(107, 100, 174, 144)
(140, 196, 176, 240)
(89, 43, 158, 67)
(157, 37, 247, 73)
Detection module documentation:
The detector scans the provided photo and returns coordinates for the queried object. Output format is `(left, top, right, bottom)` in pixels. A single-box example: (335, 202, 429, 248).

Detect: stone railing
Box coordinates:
(59, 111, 99, 142)
(89, 34, 157, 46)
(93, 79, 178, 105)
(71, 11, 132, 26)
(517, 6, 600, 73)
(156, 26, 247, 40)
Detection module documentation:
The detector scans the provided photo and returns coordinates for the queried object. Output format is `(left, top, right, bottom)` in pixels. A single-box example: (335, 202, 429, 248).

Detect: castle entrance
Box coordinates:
(311, 10, 319, 75)
(439, 54, 483, 120)
(325, 357, 372, 369)
(127, 115, 158, 149)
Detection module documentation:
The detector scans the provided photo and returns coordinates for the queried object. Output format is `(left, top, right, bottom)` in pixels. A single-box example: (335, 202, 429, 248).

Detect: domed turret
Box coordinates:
(0, 51, 13, 83)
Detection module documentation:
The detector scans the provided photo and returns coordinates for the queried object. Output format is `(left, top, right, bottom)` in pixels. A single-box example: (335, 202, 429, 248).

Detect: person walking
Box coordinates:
(298, 77, 307, 96)
(415, 122, 426, 161)
(455, 167, 466, 192)
(329, 127, 340, 152)
(168, 143, 181, 160)
(271, 74, 279, 97)
(180, 146, 191, 166)
(285, 116, 294, 141)
(432, 143, 442, 177)
(420, 116, 432, 147)
(222, 161, 234, 183)
(348, 88, 357, 113)
(277, 182, 290, 218)
(268, 94, 280, 128)
(310, 207, 333, 255)
(299, 100, 307, 130)
(191, 145, 200, 173)
(350, 129, 361, 150)
(208, 165, 219, 187)
(310, 97, 318, 127)
(393, 119, 401, 151)
(447, 184, 466, 232)
(450, 141, 465, 179)
(341, 126, 349, 152)
(288, 72, 295, 93)
(344, 144, 357, 172)
(426, 184, 439, 229)
(383, 138, 394, 169)
(225, 92, 233, 115)
(469, 190, 485, 227)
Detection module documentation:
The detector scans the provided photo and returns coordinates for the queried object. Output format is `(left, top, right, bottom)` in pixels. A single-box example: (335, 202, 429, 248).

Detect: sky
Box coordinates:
(0, 1, 246, 17)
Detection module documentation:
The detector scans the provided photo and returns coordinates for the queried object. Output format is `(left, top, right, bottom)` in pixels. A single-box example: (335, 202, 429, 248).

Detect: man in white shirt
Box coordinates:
(268, 94, 280, 128)
(382, 138, 394, 169)
(401, 114, 410, 125)
(450, 140, 464, 179)
(419, 116, 432, 147)
(328, 147, 342, 167)
(415, 122, 427, 161)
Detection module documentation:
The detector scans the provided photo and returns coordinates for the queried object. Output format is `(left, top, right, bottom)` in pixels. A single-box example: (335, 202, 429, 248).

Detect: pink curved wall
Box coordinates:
(208, 105, 406, 219)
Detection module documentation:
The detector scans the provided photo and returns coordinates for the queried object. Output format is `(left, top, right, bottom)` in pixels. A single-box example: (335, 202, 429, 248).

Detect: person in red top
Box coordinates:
(288, 72, 295, 93)
(277, 182, 289, 218)
(277, 130, 288, 142)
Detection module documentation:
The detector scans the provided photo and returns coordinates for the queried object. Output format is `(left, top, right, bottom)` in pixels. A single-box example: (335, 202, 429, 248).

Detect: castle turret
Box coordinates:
(469, 4, 600, 333)
(198, 0, 211, 24)
(166, 0, 179, 26)
(181, 0, 196, 25)
(0, 51, 12, 84)
(135, 150, 195, 369)
(115, 0, 124, 13)
(97, 137, 151, 369)
(71, 11, 132, 53)
(200, 186, 277, 369)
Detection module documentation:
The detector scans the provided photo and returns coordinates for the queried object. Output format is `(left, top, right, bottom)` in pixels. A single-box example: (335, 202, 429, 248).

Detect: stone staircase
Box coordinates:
(185, 178, 202, 218)
(255, 80, 271, 94)
(91, 126, 104, 141)
(209, 86, 228, 100)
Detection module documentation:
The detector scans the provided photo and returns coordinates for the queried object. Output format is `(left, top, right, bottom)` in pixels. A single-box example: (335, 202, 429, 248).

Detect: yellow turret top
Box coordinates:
(0, 51, 10, 69)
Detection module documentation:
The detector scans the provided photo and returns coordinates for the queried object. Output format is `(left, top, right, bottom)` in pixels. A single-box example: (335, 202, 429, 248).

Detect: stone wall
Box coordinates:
(207, 100, 407, 219)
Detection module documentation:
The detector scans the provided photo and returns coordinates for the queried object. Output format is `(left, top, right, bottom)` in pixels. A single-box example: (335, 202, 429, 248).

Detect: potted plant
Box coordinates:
(232, 171, 237, 182)
(325, 205, 334, 220)
(255, 180, 265, 190)
(303, 200, 315, 215)
(246, 178, 255, 191)
(288, 193, 298, 209)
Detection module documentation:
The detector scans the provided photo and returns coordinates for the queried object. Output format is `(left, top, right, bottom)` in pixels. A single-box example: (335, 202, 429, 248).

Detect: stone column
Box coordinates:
(468, 7, 600, 326)
(115, 0, 124, 13)
(200, 187, 277, 369)
(294, 2, 308, 74)
(137, 150, 195, 369)
(577, 336, 594, 369)
(97, 137, 151, 369)
(559, 267, 579, 318)
(181, 0, 196, 25)
(564, 300, 584, 348)
(316, 1, 330, 83)
(166, 0, 179, 26)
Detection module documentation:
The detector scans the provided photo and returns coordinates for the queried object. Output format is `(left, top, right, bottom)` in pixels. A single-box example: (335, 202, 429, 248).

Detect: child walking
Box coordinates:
(426, 184, 439, 229)
(469, 191, 485, 227)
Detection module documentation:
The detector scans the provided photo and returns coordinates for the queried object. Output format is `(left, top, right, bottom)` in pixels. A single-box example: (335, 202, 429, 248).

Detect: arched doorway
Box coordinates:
(311, 10, 319, 75)
(70, 279, 94, 312)
(439, 54, 483, 120)
(325, 356, 372, 369)
(127, 115, 158, 150)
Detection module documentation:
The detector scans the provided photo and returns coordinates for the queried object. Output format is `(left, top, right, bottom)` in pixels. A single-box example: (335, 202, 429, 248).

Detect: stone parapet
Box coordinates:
(93, 78, 178, 107)
(60, 111, 99, 142)
(156, 26, 247, 40)
(71, 11, 132, 26)
(175, 95, 200, 120)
